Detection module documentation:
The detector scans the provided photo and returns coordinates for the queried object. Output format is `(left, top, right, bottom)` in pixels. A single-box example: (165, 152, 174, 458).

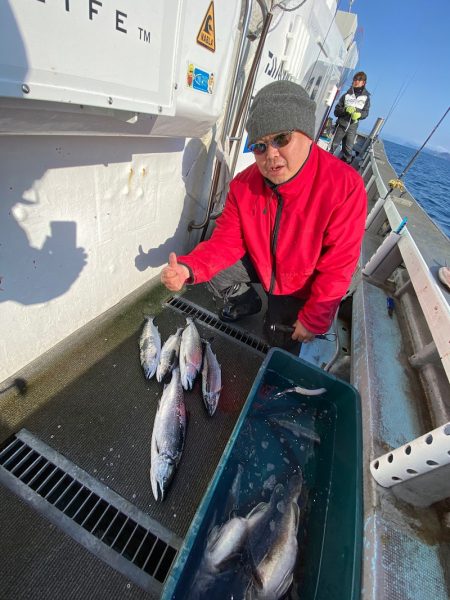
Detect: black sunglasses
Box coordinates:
(353, 78, 365, 82)
(248, 130, 294, 155)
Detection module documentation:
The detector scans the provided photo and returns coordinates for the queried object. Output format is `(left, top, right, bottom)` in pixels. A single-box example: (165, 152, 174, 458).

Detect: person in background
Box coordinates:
(160, 81, 367, 354)
(331, 71, 371, 163)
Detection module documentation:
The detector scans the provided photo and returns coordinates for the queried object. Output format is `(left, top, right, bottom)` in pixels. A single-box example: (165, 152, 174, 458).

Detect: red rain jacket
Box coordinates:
(178, 143, 367, 333)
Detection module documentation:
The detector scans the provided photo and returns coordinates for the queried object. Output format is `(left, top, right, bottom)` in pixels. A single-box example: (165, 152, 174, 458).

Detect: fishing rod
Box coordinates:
(380, 81, 408, 132)
(359, 74, 413, 163)
(384, 106, 450, 198)
(398, 106, 449, 179)
(379, 70, 417, 136)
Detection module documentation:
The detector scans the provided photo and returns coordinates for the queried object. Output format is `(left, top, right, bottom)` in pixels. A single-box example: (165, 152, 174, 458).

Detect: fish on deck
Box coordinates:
(139, 315, 161, 379)
(201, 340, 222, 416)
(150, 367, 186, 501)
(180, 317, 202, 391)
(157, 326, 183, 383)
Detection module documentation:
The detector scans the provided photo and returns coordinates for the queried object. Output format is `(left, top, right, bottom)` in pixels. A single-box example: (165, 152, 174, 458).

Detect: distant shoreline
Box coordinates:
(358, 129, 450, 162)
(381, 136, 449, 163)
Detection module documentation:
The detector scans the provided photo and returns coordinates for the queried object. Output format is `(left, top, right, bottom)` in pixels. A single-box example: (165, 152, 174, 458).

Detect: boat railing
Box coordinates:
(358, 141, 450, 426)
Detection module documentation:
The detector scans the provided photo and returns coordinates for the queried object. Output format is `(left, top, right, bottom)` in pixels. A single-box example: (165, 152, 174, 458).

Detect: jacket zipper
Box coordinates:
(269, 189, 283, 293)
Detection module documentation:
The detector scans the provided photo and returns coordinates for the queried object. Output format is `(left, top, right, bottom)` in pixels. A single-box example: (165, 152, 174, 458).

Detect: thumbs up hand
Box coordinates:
(161, 252, 190, 291)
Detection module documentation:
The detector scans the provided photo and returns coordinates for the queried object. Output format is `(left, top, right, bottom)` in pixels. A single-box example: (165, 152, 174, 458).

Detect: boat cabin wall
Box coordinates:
(0, 0, 243, 383)
(233, 4, 357, 173)
(0, 1, 356, 384)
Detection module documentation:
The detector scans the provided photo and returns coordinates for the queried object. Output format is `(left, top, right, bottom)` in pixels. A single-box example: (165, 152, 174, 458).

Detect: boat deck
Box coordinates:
(352, 138, 450, 600)
(0, 282, 267, 599)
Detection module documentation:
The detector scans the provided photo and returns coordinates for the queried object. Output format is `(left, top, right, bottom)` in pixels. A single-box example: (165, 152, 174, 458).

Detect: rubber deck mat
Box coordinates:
(1, 486, 156, 600)
(0, 430, 182, 597)
(0, 283, 264, 598)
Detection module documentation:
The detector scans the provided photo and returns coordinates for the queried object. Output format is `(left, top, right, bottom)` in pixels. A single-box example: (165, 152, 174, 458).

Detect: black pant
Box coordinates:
(331, 120, 358, 159)
(208, 256, 304, 355)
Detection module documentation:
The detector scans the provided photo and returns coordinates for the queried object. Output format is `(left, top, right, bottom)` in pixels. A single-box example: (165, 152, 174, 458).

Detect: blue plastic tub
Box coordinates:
(162, 348, 363, 600)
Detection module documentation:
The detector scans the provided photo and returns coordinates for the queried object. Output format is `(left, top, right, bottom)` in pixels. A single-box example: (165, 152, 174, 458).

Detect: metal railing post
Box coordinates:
(359, 117, 384, 160)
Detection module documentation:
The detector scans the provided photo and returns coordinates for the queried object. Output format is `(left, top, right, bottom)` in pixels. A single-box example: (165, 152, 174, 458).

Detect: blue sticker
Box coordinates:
(192, 67, 209, 93)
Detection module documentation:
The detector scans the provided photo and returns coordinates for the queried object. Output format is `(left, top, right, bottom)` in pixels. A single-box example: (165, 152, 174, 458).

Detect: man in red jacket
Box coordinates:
(161, 81, 367, 352)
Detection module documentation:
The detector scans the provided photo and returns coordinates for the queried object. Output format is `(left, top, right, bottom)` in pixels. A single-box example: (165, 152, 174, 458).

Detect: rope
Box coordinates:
(271, 0, 309, 12)
(388, 179, 406, 193)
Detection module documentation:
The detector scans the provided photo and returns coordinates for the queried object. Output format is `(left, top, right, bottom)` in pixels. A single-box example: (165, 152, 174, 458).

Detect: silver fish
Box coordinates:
(201, 340, 222, 416)
(245, 483, 286, 567)
(198, 485, 285, 588)
(198, 465, 246, 582)
(273, 385, 326, 398)
(246, 474, 303, 600)
(150, 367, 186, 501)
(195, 480, 292, 598)
(189, 512, 248, 599)
(180, 317, 202, 390)
(156, 327, 183, 383)
(203, 515, 249, 573)
(139, 316, 161, 379)
(268, 417, 321, 444)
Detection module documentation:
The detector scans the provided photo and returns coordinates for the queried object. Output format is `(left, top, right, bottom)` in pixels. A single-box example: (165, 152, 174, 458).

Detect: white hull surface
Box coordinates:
(1, 134, 203, 377)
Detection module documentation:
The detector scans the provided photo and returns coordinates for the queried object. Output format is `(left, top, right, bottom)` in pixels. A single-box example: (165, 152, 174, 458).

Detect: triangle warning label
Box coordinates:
(197, 1, 216, 52)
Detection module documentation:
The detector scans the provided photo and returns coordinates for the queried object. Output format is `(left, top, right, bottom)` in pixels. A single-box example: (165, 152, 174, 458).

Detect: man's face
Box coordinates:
(252, 130, 312, 185)
(353, 77, 365, 88)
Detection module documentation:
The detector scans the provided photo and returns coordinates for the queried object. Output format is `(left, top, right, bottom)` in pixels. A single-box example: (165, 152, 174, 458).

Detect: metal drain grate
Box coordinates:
(0, 429, 181, 596)
(165, 296, 269, 354)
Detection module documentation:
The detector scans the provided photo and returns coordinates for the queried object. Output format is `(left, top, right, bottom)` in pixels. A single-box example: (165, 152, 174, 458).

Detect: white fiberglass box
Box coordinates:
(0, 0, 182, 114)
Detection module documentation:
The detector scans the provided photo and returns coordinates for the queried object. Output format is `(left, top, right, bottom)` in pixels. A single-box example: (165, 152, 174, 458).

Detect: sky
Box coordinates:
(343, 0, 450, 152)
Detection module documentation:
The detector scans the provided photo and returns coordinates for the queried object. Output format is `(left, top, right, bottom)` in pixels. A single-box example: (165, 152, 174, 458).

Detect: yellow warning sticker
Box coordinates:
(197, 1, 215, 52)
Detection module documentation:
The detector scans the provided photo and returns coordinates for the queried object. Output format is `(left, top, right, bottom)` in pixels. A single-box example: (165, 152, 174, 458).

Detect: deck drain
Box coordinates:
(165, 296, 269, 354)
(0, 429, 181, 596)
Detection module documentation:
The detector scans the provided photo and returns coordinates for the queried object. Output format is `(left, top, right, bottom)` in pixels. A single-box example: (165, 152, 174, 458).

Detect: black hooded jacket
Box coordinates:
(334, 85, 370, 127)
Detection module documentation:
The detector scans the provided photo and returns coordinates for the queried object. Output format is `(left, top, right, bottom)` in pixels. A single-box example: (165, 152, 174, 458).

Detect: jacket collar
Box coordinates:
(350, 85, 367, 96)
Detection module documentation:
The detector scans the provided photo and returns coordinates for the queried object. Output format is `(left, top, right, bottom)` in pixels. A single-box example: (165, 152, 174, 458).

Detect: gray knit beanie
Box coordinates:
(246, 80, 316, 144)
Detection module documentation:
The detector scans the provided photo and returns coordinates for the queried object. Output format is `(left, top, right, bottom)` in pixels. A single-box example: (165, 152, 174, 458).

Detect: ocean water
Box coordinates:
(383, 139, 450, 237)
